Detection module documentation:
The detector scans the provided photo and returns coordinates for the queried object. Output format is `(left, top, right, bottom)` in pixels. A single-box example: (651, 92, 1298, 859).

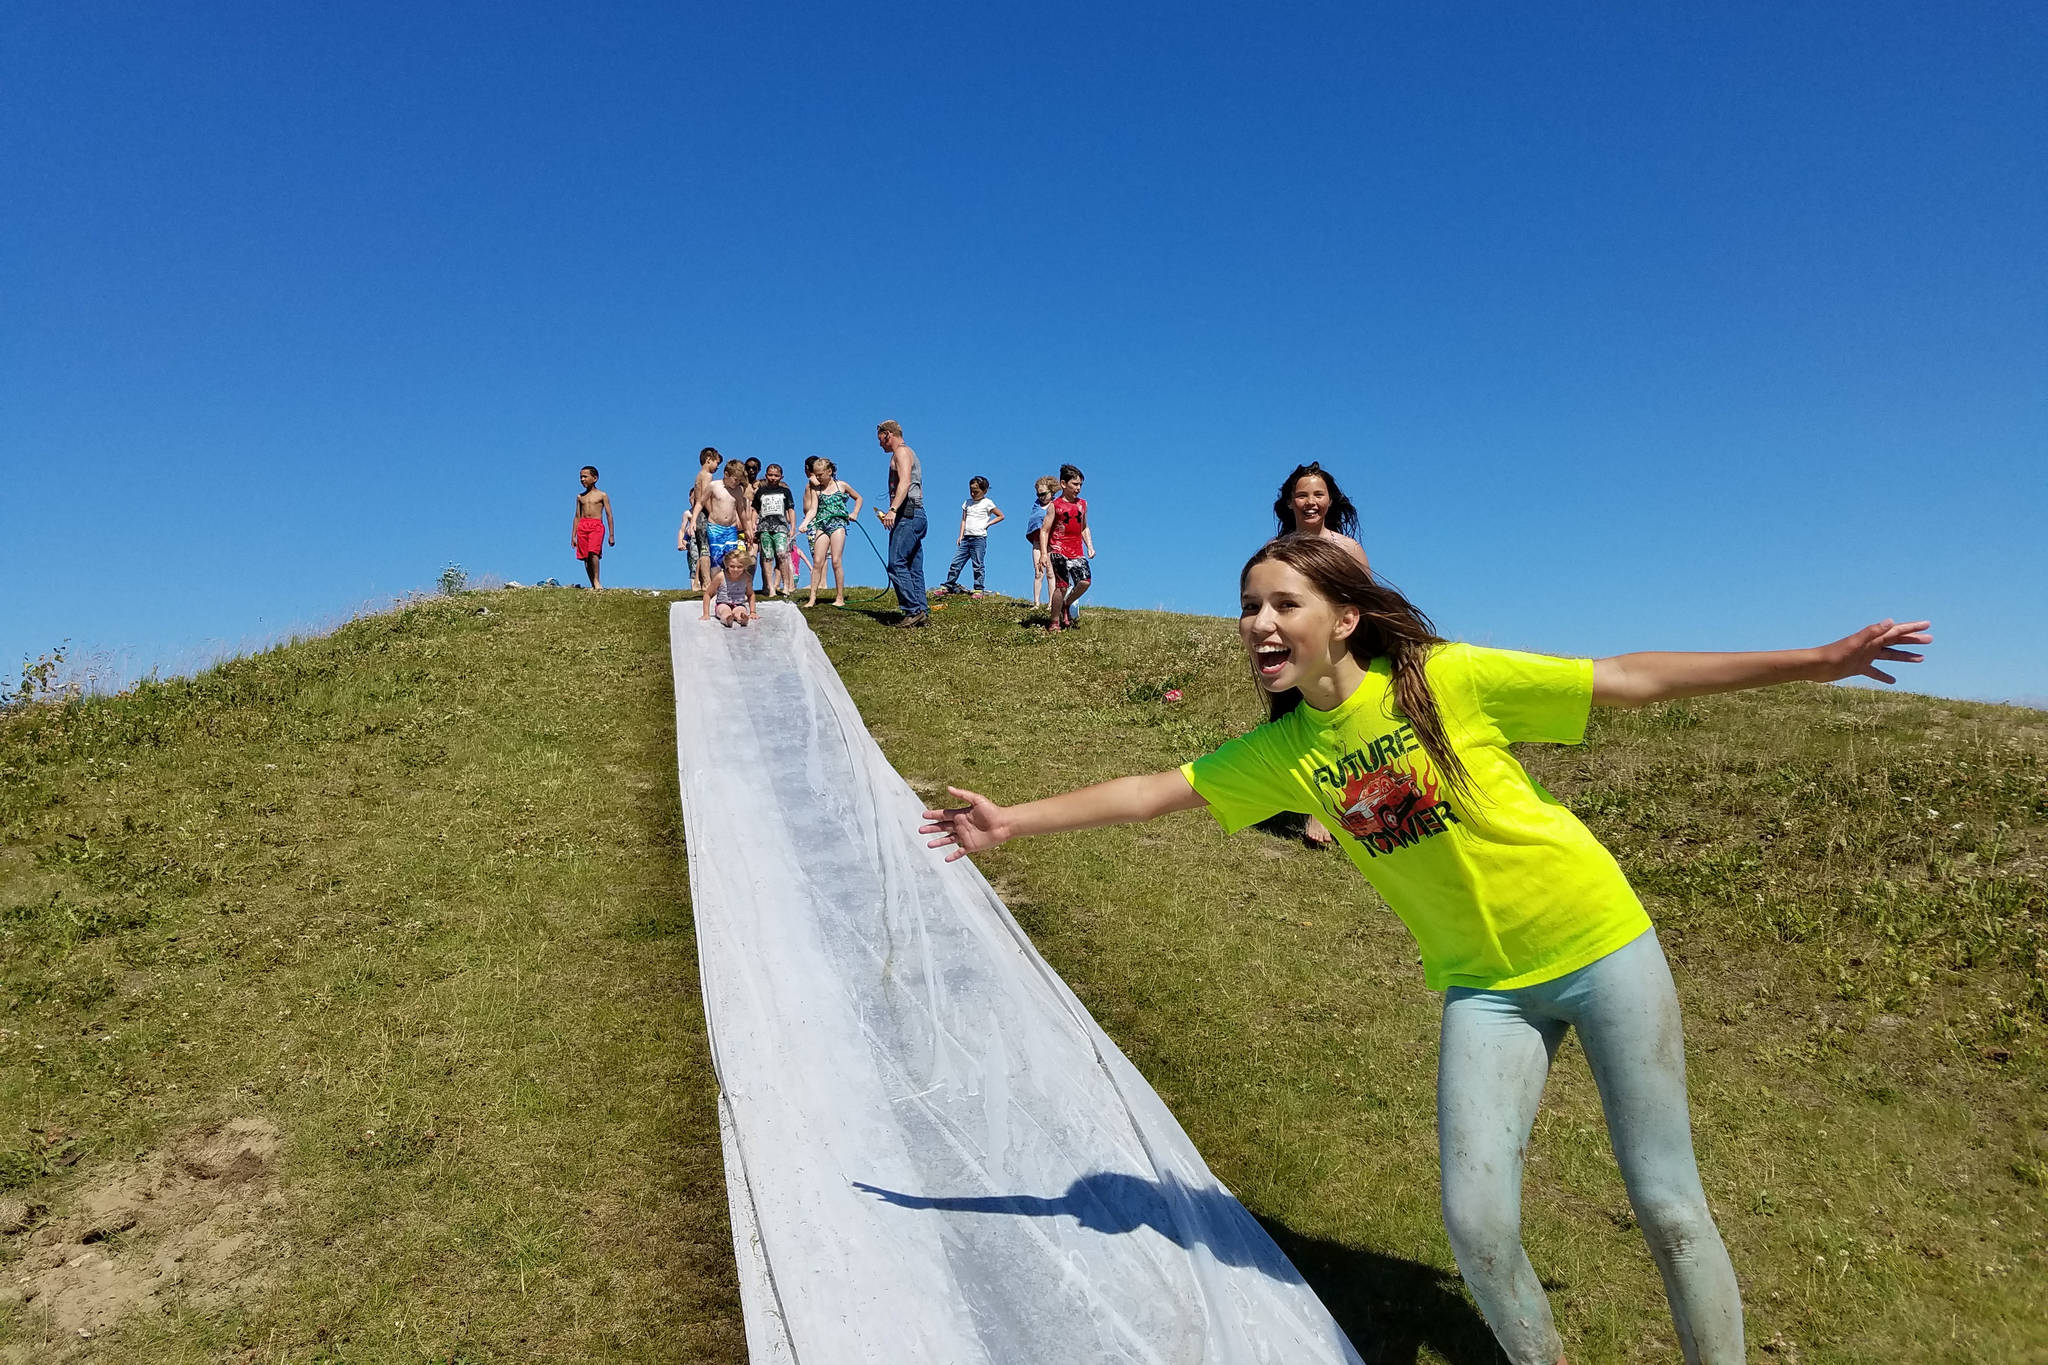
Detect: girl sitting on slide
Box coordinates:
(921, 534, 1930, 1365)
(712, 546, 757, 628)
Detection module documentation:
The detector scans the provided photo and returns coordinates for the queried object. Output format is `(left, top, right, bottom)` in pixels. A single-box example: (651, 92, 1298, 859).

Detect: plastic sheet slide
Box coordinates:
(672, 602, 1366, 1364)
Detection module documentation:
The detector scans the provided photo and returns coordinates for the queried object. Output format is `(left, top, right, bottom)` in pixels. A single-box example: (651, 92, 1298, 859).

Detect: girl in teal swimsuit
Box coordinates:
(801, 460, 863, 607)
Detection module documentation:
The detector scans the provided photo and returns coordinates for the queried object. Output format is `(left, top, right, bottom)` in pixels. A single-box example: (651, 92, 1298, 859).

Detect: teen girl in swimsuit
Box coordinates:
(801, 461, 863, 608)
(921, 534, 1930, 1365)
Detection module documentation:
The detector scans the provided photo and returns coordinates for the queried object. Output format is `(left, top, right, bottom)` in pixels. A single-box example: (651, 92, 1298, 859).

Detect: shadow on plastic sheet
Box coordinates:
(853, 1172, 1502, 1364)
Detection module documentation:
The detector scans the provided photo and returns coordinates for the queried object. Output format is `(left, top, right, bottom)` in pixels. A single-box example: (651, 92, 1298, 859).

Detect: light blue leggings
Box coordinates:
(1438, 929, 1743, 1364)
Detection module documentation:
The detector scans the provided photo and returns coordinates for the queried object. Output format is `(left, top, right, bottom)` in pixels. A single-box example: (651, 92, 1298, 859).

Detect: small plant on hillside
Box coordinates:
(1, 643, 72, 709)
(438, 562, 469, 596)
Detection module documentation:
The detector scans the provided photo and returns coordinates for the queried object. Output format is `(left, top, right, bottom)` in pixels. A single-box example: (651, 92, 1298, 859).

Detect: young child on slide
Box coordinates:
(921, 534, 1930, 1365)
(712, 546, 757, 627)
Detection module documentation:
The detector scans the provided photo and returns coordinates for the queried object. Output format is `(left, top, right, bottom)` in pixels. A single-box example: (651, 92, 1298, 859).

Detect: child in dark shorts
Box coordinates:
(1038, 464, 1094, 632)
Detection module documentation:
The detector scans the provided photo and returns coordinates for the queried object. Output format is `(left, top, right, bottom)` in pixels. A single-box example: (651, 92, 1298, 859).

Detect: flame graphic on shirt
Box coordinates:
(1332, 759, 1441, 841)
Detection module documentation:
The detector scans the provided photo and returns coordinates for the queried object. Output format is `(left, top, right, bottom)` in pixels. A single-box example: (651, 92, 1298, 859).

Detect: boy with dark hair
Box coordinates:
(1038, 464, 1092, 631)
(572, 465, 616, 590)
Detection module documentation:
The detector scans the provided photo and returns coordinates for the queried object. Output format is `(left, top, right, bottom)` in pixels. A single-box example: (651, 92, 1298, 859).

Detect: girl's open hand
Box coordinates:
(921, 786, 1010, 862)
(1814, 619, 1933, 684)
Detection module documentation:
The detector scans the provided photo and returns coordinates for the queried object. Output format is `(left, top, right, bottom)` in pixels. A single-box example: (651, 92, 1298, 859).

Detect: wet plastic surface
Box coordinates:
(672, 602, 1364, 1363)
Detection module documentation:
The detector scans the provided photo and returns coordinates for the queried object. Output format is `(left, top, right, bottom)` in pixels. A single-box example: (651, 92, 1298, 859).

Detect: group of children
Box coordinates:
(929, 463, 1095, 632)
(571, 451, 1100, 628)
(672, 450, 868, 625)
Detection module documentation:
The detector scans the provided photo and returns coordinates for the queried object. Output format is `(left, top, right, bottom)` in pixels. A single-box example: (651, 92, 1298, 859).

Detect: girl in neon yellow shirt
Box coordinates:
(921, 535, 1930, 1365)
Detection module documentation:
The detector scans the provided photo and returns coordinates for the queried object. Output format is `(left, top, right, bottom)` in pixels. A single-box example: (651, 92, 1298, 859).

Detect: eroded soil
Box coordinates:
(0, 1117, 283, 1360)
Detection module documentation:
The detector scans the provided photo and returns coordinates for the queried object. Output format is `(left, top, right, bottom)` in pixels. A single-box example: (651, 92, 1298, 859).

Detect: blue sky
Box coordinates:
(5, 2, 2043, 703)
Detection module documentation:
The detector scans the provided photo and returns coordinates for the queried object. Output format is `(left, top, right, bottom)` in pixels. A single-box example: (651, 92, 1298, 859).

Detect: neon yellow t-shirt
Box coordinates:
(1181, 643, 1650, 991)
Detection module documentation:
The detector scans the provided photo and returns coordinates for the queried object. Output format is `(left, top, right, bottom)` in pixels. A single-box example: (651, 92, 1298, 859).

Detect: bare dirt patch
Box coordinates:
(1, 1116, 284, 1360)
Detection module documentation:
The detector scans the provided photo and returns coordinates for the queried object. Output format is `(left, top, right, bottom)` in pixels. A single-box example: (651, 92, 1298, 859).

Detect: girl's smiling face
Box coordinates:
(1290, 473, 1332, 530)
(1239, 559, 1357, 693)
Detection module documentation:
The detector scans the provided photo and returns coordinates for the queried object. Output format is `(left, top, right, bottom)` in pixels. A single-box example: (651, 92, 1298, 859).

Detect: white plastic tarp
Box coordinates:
(671, 602, 1365, 1364)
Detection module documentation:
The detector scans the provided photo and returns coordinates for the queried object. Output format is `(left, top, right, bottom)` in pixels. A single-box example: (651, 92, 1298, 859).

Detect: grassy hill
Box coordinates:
(2, 588, 2042, 1363)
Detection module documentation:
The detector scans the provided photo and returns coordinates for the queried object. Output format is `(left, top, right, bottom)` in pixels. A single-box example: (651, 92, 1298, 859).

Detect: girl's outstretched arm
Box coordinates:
(921, 771, 1207, 862)
(1593, 619, 1932, 708)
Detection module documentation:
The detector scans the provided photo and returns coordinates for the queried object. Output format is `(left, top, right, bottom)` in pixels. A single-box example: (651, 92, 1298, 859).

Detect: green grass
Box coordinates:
(3, 587, 2043, 1362)
(2, 592, 739, 1363)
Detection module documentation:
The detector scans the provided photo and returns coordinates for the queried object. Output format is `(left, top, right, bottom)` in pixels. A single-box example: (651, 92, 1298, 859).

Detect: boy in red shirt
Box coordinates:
(1037, 464, 1094, 632)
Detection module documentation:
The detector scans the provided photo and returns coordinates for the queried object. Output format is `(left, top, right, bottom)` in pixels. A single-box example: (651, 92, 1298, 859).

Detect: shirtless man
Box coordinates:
(678, 447, 745, 619)
(572, 465, 616, 590)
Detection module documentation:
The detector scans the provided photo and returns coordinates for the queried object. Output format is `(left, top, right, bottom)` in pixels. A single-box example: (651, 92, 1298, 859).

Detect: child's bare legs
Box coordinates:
(583, 553, 601, 590)
(777, 552, 794, 597)
(1049, 570, 1067, 632)
(698, 556, 715, 619)
(715, 602, 735, 627)
(827, 530, 847, 605)
(805, 536, 822, 606)
(1032, 549, 1048, 606)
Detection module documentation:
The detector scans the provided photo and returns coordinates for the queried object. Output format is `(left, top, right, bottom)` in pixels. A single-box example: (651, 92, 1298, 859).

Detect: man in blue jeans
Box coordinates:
(875, 419, 929, 627)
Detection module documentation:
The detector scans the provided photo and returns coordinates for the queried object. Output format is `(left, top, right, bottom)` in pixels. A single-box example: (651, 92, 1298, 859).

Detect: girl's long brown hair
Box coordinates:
(1242, 534, 1472, 797)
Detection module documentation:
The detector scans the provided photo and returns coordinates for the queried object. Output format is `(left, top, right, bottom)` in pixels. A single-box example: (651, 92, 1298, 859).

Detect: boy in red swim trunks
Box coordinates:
(573, 465, 616, 589)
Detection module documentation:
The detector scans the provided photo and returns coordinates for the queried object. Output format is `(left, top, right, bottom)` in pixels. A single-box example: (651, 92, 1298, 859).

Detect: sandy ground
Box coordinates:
(1, 1117, 283, 1360)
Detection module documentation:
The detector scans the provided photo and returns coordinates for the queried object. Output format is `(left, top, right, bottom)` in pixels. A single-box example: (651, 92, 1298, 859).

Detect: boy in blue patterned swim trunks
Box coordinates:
(680, 449, 749, 620)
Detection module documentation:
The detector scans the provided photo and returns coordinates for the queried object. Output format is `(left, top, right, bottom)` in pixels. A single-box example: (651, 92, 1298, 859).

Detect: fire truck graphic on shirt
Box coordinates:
(1310, 722, 1461, 858)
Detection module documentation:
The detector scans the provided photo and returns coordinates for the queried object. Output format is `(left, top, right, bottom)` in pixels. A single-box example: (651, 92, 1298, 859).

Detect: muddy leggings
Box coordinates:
(1437, 929, 1744, 1364)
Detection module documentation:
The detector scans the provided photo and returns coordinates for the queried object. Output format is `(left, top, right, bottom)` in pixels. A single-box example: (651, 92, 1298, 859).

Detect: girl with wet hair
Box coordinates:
(1274, 463, 1368, 571)
(922, 533, 1931, 1365)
